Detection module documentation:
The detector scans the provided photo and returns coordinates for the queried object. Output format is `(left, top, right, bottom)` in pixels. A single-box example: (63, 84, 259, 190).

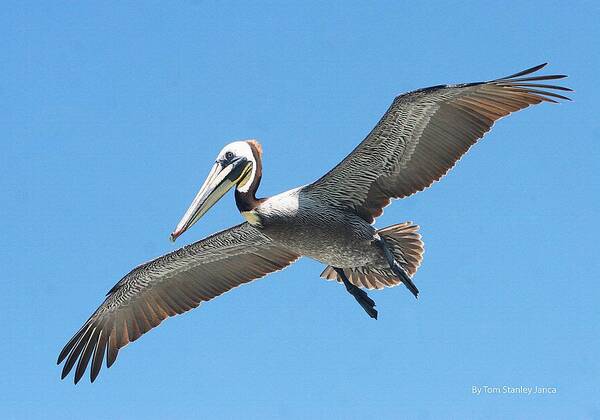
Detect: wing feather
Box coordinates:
(57, 222, 299, 383)
(305, 63, 571, 223)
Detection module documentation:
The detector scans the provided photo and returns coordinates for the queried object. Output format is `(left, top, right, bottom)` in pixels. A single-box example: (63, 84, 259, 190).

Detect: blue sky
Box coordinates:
(2, 1, 599, 419)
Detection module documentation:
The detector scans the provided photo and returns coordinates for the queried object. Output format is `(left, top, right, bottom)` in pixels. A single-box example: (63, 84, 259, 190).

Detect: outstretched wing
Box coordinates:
(304, 63, 571, 223)
(57, 223, 299, 383)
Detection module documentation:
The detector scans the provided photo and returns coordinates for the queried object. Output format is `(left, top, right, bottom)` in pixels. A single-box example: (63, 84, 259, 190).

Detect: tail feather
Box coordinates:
(320, 222, 424, 290)
(378, 222, 424, 277)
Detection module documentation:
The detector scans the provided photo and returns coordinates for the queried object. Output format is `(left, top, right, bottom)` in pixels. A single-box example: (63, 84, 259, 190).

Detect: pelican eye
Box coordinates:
(225, 151, 234, 160)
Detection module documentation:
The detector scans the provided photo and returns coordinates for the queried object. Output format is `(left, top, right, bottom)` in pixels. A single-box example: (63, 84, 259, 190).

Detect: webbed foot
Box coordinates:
(334, 267, 378, 319)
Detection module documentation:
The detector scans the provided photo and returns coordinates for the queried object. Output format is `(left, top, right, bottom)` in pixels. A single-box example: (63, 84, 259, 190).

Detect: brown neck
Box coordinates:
(235, 141, 264, 212)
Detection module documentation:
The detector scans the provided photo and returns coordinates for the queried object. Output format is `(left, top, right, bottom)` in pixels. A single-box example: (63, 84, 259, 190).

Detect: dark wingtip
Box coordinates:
(57, 346, 70, 365)
(61, 357, 75, 381)
(60, 359, 75, 380)
(74, 366, 84, 384)
(106, 345, 119, 368)
(501, 63, 547, 80)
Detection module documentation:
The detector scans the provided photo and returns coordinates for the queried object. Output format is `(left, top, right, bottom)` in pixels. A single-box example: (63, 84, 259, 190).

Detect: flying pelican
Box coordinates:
(58, 63, 570, 383)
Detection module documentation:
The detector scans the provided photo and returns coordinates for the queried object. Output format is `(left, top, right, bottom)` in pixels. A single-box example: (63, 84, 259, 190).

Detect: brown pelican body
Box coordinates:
(58, 63, 571, 383)
(244, 186, 385, 268)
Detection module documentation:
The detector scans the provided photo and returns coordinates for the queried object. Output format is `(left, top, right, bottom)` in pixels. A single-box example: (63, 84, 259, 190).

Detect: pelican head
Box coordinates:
(170, 140, 261, 241)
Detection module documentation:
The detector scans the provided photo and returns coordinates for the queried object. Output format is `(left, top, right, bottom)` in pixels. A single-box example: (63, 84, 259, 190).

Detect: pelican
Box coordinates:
(58, 63, 570, 383)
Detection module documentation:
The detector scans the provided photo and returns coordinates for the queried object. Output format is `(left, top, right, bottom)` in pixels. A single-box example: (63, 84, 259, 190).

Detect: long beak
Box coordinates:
(170, 160, 247, 242)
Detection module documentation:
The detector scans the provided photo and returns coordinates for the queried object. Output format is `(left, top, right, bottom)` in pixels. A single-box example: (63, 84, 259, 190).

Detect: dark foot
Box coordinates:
(334, 268, 378, 319)
(378, 238, 419, 299)
(391, 261, 419, 298)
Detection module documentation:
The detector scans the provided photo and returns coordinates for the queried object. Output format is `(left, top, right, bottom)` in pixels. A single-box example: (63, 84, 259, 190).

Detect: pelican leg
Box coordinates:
(333, 267, 378, 319)
(377, 238, 419, 298)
